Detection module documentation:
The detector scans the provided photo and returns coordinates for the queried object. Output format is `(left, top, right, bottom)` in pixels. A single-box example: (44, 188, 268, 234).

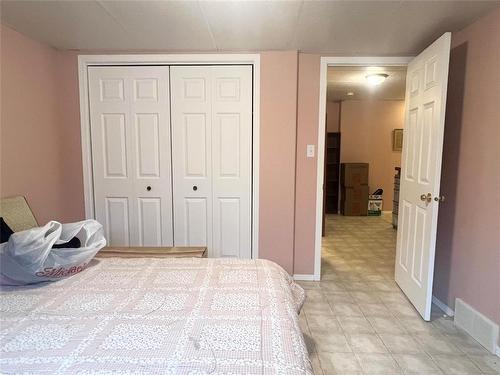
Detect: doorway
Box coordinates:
(315, 58, 411, 281)
(320, 62, 408, 290)
(315, 34, 452, 321)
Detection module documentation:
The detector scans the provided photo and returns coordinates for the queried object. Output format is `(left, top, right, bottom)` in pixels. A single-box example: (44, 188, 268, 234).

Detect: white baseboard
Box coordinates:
(432, 295, 455, 316)
(454, 298, 499, 355)
(293, 274, 317, 281)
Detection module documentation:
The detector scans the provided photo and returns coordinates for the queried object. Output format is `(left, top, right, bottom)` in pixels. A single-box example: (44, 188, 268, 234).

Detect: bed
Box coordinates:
(0, 257, 312, 374)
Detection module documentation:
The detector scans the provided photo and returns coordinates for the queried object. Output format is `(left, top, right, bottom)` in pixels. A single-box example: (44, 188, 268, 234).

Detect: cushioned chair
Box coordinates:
(0, 196, 38, 232)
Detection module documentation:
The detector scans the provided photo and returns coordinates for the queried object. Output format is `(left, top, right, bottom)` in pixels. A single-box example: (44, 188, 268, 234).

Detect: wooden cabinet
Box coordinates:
(325, 133, 341, 213)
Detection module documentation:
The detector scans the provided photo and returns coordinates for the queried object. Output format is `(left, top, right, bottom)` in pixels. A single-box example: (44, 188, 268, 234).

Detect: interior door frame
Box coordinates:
(314, 56, 412, 280)
(78, 54, 261, 259)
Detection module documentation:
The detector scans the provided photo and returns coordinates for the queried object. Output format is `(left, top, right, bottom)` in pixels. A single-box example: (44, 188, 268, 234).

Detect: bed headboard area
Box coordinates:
(0, 196, 38, 232)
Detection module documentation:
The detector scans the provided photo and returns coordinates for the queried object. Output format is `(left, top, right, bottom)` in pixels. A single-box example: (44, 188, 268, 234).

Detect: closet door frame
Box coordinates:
(78, 54, 260, 259)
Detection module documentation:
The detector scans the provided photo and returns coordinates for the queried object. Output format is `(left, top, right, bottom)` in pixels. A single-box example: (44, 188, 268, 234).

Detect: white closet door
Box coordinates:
(170, 66, 213, 251)
(211, 66, 252, 258)
(88, 66, 173, 247)
(170, 66, 252, 258)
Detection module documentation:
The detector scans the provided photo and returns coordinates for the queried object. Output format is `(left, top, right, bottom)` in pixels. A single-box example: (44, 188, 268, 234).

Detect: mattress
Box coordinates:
(0, 257, 312, 374)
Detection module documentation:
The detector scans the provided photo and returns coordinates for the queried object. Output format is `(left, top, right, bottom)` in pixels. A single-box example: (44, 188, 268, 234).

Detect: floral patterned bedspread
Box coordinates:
(0, 257, 311, 374)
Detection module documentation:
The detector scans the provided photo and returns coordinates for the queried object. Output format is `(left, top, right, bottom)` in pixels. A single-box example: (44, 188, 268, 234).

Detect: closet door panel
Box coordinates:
(101, 113, 127, 178)
(135, 113, 160, 178)
(171, 65, 252, 258)
(216, 198, 240, 257)
(212, 66, 252, 258)
(184, 113, 208, 177)
(89, 66, 173, 247)
(105, 197, 130, 246)
(138, 197, 162, 246)
(184, 198, 209, 246)
(130, 68, 173, 247)
(170, 67, 213, 249)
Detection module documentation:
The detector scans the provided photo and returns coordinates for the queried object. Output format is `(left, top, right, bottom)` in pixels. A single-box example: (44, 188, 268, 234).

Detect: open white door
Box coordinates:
(395, 33, 451, 321)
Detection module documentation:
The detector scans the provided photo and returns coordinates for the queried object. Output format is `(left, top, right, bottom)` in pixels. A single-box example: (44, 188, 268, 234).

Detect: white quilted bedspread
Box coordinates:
(0, 257, 312, 374)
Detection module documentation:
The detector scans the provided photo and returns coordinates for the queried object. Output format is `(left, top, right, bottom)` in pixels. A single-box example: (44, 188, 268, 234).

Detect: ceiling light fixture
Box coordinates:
(347, 92, 354, 96)
(365, 73, 389, 86)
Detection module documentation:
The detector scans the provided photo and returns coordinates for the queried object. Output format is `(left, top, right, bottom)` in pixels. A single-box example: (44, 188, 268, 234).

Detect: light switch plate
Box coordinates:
(307, 145, 315, 158)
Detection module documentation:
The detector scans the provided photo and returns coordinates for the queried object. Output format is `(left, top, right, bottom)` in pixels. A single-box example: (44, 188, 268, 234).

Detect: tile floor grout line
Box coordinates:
(298, 214, 497, 375)
(361, 304, 408, 374)
(302, 309, 326, 374)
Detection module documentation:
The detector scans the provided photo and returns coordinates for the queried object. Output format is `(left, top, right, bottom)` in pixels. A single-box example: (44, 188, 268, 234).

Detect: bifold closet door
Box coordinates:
(170, 66, 252, 258)
(88, 66, 173, 247)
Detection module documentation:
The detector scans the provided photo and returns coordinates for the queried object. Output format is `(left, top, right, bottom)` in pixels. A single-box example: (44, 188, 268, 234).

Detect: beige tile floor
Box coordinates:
(299, 214, 500, 375)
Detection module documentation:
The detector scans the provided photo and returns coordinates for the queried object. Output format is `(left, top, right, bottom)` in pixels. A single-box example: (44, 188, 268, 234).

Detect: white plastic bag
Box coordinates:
(0, 220, 106, 285)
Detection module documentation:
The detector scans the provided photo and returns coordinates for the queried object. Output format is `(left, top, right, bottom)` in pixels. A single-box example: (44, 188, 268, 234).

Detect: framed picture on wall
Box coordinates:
(393, 129, 403, 151)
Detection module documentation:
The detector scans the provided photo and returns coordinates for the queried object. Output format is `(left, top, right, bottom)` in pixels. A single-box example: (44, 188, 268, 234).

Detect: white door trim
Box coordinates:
(314, 56, 412, 280)
(78, 54, 260, 259)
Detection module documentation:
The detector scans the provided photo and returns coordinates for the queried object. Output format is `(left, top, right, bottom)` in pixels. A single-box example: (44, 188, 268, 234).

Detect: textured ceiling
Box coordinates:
(1, 1, 499, 54)
(327, 66, 407, 102)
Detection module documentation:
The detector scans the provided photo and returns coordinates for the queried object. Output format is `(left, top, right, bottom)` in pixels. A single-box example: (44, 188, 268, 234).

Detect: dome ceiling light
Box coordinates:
(365, 73, 389, 86)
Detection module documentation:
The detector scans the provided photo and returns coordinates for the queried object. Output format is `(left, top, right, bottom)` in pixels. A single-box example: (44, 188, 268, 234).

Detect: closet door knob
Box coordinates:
(146, 186, 152, 191)
(193, 186, 198, 191)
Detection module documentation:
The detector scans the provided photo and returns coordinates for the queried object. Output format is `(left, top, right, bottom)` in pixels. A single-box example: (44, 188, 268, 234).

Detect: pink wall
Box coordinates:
(326, 101, 340, 132)
(0, 25, 84, 224)
(6, 10, 499, 289)
(4, 7, 498, 287)
(55, 51, 86, 222)
(434, 9, 500, 328)
(61, 49, 305, 274)
(259, 51, 298, 273)
(339, 100, 404, 211)
(1, 29, 305, 273)
(294, 53, 320, 275)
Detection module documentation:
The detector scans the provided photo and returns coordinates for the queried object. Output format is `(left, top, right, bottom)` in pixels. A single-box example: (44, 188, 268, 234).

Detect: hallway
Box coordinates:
(299, 214, 499, 374)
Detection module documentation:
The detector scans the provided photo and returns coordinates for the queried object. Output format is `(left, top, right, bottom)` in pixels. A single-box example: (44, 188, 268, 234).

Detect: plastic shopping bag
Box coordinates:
(0, 220, 106, 285)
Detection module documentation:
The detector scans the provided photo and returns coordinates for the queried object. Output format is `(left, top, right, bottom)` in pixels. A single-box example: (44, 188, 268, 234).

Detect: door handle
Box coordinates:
(193, 186, 198, 191)
(146, 186, 152, 191)
(434, 195, 445, 202)
(420, 193, 432, 203)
